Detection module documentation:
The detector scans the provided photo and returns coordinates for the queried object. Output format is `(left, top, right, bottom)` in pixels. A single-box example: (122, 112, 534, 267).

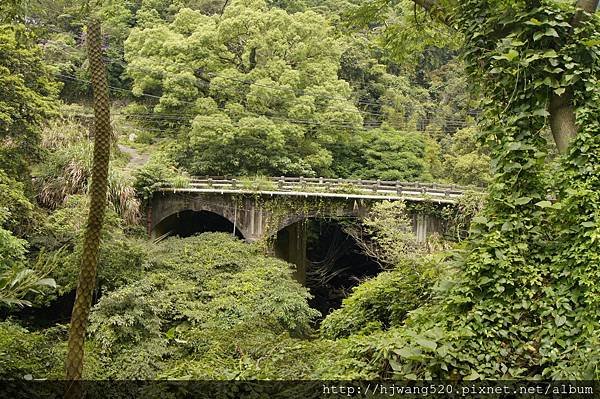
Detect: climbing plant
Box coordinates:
(338, 0, 600, 379)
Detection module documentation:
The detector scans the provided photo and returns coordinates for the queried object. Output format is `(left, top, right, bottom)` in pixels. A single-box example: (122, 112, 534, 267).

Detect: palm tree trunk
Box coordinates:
(64, 18, 112, 398)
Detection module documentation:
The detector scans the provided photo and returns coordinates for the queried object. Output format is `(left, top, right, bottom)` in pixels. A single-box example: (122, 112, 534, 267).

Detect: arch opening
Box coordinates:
(153, 210, 244, 239)
(273, 218, 382, 319)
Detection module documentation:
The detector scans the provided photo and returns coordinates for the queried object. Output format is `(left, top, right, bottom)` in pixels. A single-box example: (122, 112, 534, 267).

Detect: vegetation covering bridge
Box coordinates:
(149, 176, 478, 282)
(157, 176, 474, 204)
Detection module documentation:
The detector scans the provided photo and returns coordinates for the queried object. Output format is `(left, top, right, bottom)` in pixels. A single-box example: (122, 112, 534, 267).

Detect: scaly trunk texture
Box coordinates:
(64, 18, 111, 398)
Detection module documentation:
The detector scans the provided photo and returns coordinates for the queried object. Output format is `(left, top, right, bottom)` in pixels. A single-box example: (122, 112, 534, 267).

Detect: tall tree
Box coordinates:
(407, 0, 599, 153)
(65, 17, 112, 393)
(342, 0, 600, 379)
(124, 0, 362, 177)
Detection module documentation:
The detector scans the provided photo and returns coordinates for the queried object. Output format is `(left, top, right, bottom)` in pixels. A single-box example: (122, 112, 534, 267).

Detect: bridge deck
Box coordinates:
(157, 177, 479, 204)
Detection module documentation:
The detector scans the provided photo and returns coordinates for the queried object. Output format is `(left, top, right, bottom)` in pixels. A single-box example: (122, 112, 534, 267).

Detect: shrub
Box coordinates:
(87, 233, 321, 379)
(34, 195, 146, 297)
(133, 152, 189, 204)
(0, 321, 65, 379)
(321, 257, 445, 340)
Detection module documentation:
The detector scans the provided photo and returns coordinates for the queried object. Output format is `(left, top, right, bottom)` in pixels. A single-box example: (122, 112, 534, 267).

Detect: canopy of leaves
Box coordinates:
(0, 24, 58, 182)
(331, 0, 600, 381)
(124, 0, 363, 176)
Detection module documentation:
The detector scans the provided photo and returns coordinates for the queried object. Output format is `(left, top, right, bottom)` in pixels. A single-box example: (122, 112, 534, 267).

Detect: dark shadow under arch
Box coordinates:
(273, 218, 382, 319)
(153, 210, 244, 239)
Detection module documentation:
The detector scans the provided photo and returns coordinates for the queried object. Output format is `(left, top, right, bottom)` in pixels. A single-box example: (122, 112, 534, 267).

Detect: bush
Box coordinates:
(0, 321, 65, 379)
(34, 195, 147, 297)
(321, 257, 444, 340)
(87, 233, 321, 379)
(159, 325, 349, 380)
(0, 170, 34, 236)
(133, 152, 189, 204)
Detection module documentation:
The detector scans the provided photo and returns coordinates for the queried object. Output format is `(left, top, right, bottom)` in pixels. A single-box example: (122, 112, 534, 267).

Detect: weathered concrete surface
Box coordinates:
(149, 191, 447, 283)
(150, 191, 445, 241)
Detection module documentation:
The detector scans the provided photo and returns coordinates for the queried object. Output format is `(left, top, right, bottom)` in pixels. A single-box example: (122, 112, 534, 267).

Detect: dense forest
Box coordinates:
(1, 0, 599, 393)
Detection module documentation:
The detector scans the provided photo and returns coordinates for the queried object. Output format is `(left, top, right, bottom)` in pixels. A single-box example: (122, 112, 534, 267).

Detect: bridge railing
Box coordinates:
(157, 176, 481, 201)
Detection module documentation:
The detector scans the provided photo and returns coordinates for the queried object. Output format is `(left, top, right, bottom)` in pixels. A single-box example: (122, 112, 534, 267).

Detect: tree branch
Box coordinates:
(411, 0, 451, 25)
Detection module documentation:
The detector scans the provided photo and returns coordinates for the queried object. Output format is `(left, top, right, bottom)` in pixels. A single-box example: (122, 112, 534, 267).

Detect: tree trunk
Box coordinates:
(549, 0, 599, 153)
(64, 18, 112, 398)
(408, 0, 599, 154)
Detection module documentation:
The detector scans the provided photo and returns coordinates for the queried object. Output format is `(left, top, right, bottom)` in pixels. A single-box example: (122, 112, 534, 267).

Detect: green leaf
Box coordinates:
(393, 347, 423, 361)
(533, 109, 550, 117)
(525, 18, 543, 26)
(436, 345, 449, 358)
(495, 49, 520, 62)
(581, 221, 596, 228)
(555, 315, 566, 327)
(388, 358, 403, 371)
(515, 197, 532, 205)
(508, 142, 522, 150)
(505, 49, 519, 61)
(464, 370, 481, 380)
(583, 39, 600, 47)
(36, 278, 56, 288)
(542, 50, 558, 58)
(545, 27, 559, 38)
(535, 200, 552, 208)
(416, 338, 438, 351)
(473, 216, 488, 224)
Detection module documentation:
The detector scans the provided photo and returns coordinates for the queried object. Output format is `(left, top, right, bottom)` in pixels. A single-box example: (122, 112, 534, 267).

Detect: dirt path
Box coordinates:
(118, 144, 150, 169)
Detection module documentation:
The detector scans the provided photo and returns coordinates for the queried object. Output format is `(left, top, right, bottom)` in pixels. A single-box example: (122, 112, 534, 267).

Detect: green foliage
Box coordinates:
(0, 172, 58, 308)
(346, 0, 462, 75)
(87, 233, 321, 379)
(0, 170, 34, 235)
(0, 264, 57, 308)
(336, 0, 600, 381)
(35, 195, 146, 297)
(441, 191, 486, 241)
(0, 23, 58, 182)
(124, 1, 363, 176)
(35, 114, 142, 224)
(0, 209, 28, 273)
(0, 321, 65, 379)
(133, 152, 190, 203)
(158, 326, 348, 380)
(323, 200, 450, 341)
(321, 259, 438, 340)
(362, 128, 428, 181)
(5, 0, 598, 383)
(439, 127, 491, 187)
(343, 201, 424, 266)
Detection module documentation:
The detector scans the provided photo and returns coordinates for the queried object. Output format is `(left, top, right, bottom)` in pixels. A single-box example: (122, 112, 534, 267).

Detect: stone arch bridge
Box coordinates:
(148, 176, 474, 282)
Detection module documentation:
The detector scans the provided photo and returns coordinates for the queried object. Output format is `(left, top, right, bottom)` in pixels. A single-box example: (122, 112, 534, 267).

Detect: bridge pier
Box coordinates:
(243, 203, 267, 243)
(413, 214, 441, 243)
(273, 222, 307, 285)
(415, 214, 427, 242)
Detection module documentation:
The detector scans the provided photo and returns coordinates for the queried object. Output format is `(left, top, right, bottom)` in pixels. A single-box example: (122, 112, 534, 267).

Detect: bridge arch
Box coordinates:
(273, 217, 382, 316)
(269, 210, 358, 238)
(152, 209, 244, 239)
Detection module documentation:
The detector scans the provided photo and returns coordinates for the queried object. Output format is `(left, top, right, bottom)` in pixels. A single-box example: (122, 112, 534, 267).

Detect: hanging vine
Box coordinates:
(347, 0, 600, 380)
